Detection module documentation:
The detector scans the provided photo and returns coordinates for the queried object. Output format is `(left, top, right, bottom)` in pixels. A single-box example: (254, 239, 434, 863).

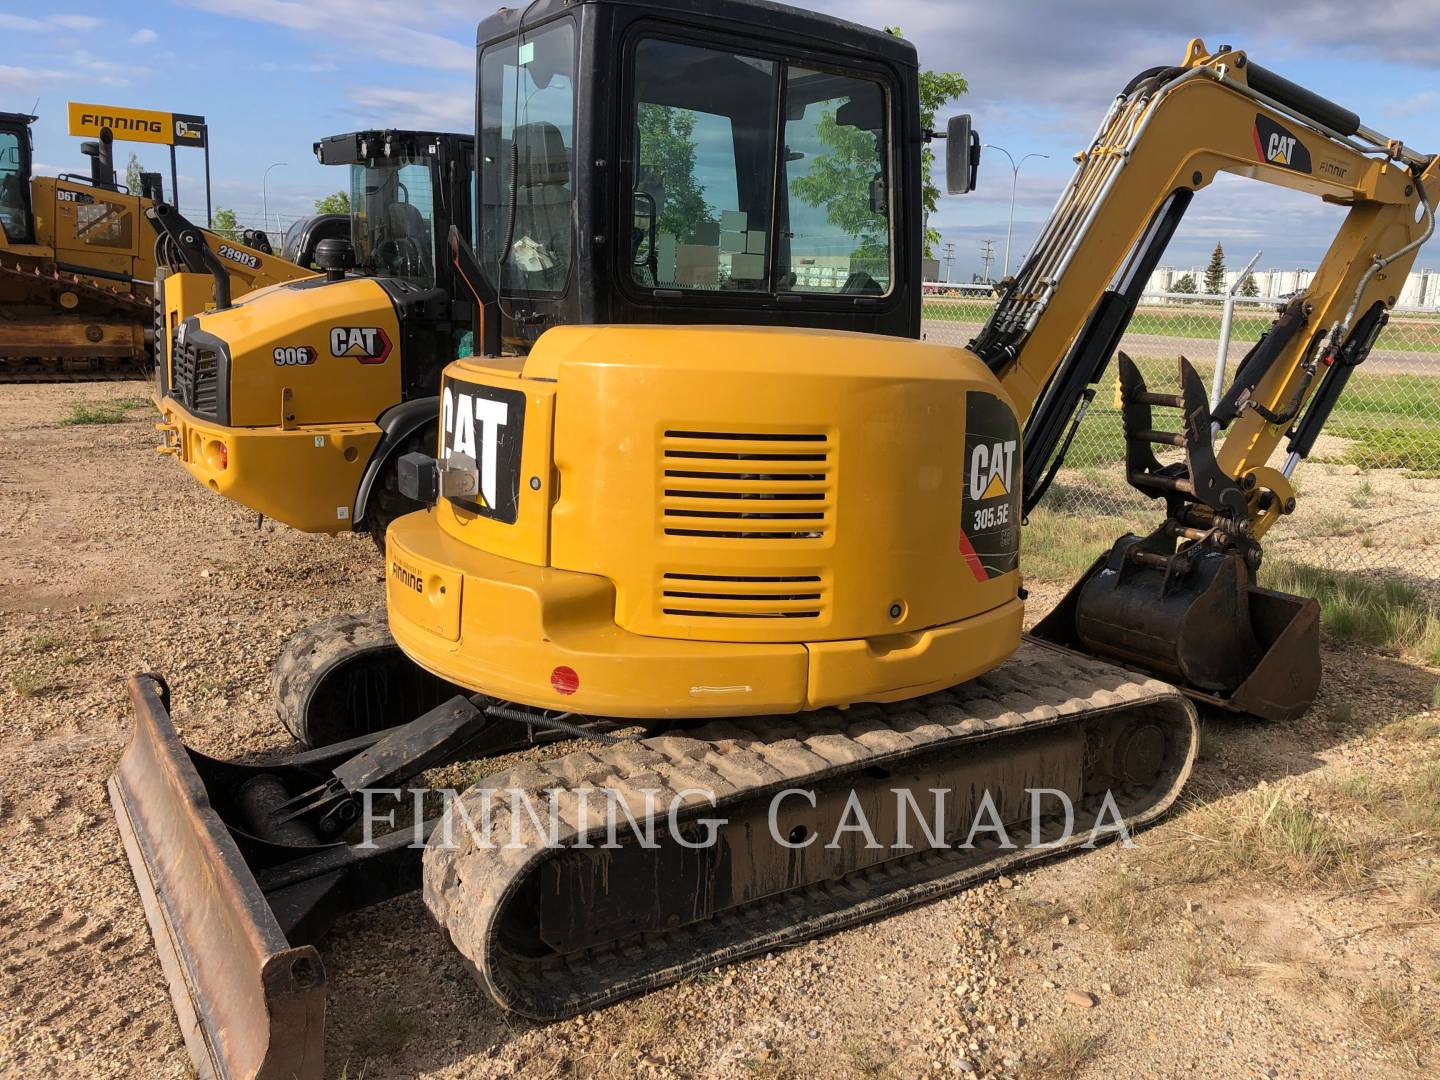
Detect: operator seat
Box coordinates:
(510, 120, 572, 286)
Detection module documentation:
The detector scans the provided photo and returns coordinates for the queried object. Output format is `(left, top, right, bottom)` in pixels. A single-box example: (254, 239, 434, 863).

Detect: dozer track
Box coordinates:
(0, 256, 152, 381)
(427, 640, 1196, 1019)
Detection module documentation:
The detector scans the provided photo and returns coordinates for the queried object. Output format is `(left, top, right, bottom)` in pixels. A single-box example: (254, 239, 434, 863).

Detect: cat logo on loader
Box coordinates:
(329, 326, 392, 364)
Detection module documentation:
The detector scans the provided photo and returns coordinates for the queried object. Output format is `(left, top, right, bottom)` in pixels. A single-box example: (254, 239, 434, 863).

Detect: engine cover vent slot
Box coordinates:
(660, 572, 828, 620)
(660, 430, 833, 541)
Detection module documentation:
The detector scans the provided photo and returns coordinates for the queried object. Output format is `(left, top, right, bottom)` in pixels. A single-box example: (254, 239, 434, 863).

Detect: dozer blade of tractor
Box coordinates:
(108, 674, 327, 1080)
(1031, 541, 1321, 722)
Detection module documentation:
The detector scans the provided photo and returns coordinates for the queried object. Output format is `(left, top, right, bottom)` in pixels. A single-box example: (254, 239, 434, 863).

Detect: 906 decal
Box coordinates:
(273, 346, 317, 366)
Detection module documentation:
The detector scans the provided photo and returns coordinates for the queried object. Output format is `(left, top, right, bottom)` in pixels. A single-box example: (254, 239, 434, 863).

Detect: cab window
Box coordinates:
(781, 69, 890, 295)
(350, 158, 437, 287)
(0, 129, 32, 243)
(478, 20, 576, 295)
(76, 200, 133, 250)
(631, 39, 776, 291)
(628, 37, 893, 298)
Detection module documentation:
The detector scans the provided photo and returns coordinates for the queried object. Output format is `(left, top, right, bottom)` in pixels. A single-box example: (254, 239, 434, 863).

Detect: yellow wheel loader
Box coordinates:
(0, 113, 312, 380)
(108, 3, 1436, 1076)
(151, 128, 476, 543)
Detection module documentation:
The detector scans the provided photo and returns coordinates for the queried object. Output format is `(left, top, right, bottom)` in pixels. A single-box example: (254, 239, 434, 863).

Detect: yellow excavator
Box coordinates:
(0, 114, 312, 380)
(108, 2, 1435, 1076)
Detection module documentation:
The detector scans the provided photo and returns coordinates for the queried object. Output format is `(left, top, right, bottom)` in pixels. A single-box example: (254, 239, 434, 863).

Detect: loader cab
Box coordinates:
(474, 0, 925, 349)
(313, 130, 475, 296)
(0, 112, 36, 245)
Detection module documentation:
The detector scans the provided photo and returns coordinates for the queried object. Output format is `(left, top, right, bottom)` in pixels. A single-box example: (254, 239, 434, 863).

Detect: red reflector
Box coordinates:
(216, 443, 228, 470)
(550, 666, 579, 696)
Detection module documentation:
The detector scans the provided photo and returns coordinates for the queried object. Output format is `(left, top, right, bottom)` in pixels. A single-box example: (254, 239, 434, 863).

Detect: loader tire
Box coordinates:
(364, 428, 432, 552)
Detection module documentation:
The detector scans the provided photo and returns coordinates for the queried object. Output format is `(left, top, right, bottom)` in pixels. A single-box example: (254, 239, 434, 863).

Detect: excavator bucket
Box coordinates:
(108, 674, 327, 1080)
(1031, 352, 1321, 723)
(1032, 538, 1320, 722)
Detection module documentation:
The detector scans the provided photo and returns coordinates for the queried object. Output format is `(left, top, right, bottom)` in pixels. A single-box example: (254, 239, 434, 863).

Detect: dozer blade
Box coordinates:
(108, 674, 326, 1080)
(1032, 540, 1320, 722)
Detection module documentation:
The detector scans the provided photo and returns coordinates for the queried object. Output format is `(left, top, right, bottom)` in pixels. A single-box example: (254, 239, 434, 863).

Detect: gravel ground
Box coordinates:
(1, 382, 1437, 1079)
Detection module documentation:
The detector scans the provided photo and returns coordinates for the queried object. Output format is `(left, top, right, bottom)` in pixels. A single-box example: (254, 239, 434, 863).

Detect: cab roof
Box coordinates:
(313, 130, 473, 167)
(475, 0, 917, 67)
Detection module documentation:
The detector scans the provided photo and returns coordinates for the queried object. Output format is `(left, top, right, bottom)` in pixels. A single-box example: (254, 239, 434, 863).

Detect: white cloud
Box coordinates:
(0, 14, 103, 34)
(347, 85, 471, 131)
(0, 64, 72, 95)
(130, 28, 159, 45)
(180, 0, 472, 71)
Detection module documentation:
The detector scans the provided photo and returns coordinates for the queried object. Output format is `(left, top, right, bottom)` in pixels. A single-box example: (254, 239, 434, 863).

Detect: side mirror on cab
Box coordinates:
(945, 114, 981, 195)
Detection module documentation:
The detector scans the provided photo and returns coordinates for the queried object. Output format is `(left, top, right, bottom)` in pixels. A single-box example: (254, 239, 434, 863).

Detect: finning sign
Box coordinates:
(67, 102, 208, 148)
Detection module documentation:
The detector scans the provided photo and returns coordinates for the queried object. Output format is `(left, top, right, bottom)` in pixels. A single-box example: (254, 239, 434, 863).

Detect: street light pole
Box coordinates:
(984, 145, 1049, 278)
(262, 162, 288, 239)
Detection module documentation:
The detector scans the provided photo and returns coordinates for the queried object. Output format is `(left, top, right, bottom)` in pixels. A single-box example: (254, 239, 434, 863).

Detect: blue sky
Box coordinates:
(6, 1, 1438, 279)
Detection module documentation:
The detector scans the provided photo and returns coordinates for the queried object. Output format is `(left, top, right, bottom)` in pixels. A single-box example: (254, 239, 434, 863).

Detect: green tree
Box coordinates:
(1239, 270, 1259, 297)
(211, 207, 241, 242)
(1204, 241, 1227, 295)
(887, 27, 968, 259)
(125, 153, 144, 196)
(1172, 272, 1197, 299)
(636, 103, 711, 242)
(314, 191, 350, 214)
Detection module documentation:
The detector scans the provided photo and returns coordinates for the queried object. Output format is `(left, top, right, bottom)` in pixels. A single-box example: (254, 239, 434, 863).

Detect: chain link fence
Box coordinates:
(923, 290, 1440, 584)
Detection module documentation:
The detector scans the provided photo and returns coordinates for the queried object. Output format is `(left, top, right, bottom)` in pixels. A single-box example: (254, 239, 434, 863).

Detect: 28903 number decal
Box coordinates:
(273, 346, 317, 366)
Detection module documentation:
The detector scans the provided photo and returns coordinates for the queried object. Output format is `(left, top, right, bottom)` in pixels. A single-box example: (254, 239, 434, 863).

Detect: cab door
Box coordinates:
(0, 120, 35, 245)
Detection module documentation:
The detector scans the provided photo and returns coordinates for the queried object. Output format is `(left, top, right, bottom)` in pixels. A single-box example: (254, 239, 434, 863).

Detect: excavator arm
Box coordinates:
(1021, 40, 1436, 720)
(976, 39, 1435, 521)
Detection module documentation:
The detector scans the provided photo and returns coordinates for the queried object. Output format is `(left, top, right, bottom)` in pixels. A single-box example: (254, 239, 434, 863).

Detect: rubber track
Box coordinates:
(270, 609, 396, 745)
(423, 638, 1197, 1019)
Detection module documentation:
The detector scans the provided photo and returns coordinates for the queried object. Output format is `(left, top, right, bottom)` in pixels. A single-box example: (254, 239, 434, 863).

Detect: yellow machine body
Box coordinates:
(18, 175, 306, 294)
(156, 276, 402, 532)
(387, 325, 1025, 718)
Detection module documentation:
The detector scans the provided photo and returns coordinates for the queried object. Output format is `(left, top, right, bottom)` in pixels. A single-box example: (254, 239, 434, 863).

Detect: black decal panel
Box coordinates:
(960, 392, 1021, 581)
(441, 379, 526, 523)
(1253, 114, 1312, 174)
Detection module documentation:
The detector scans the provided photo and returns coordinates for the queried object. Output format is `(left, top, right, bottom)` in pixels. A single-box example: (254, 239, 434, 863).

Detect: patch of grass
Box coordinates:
(1021, 507, 1139, 584)
(28, 633, 62, 652)
(1007, 894, 1073, 937)
(1262, 559, 1440, 664)
(1087, 871, 1163, 951)
(11, 671, 54, 697)
(57, 396, 147, 426)
(351, 1006, 415, 1060)
(1357, 983, 1432, 1064)
(1159, 787, 1367, 888)
(842, 1043, 894, 1079)
(87, 622, 113, 643)
(1030, 1025, 1105, 1080)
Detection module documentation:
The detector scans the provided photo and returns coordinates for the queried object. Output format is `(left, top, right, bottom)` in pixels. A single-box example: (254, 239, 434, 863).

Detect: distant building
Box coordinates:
(922, 257, 941, 281)
(1148, 266, 1440, 307)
